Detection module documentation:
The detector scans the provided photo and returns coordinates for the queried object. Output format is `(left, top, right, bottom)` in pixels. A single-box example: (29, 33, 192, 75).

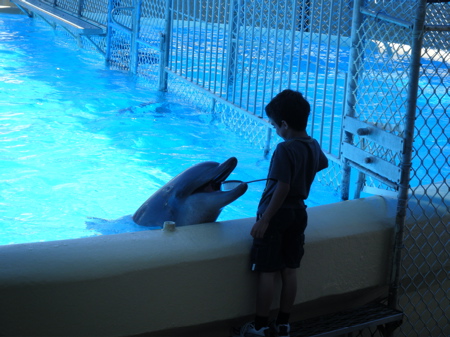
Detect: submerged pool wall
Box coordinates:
(0, 196, 398, 337)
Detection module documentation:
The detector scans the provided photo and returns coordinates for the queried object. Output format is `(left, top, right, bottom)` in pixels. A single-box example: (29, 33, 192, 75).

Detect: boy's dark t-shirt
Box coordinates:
(257, 137, 328, 215)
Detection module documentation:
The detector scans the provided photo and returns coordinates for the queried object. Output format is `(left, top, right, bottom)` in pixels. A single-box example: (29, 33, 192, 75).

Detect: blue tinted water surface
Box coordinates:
(0, 13, 338, 245)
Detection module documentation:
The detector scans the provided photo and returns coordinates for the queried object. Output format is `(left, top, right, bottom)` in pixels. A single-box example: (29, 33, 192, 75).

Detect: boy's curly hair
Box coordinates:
(265, 89, 310, 131)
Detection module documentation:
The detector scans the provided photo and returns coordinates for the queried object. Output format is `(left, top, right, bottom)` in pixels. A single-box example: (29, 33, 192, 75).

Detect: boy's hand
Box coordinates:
(251, 180, 290, 239)
(251, 217, 270, 239)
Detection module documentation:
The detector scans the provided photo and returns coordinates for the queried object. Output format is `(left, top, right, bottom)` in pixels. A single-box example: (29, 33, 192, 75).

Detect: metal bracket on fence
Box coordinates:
(343, 116, 404, 152)
(341, 117, 404, 186)
(424, 24, 450, 32)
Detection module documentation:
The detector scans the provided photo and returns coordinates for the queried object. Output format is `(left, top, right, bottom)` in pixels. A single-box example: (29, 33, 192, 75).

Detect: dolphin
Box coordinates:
(132, 157, 248, 227)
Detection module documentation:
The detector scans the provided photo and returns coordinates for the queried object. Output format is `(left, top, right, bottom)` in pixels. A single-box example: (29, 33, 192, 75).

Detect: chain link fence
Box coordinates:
(338, 1, 449, 336)
(11, 0, 450, 335)
(399, 1, 449, 336)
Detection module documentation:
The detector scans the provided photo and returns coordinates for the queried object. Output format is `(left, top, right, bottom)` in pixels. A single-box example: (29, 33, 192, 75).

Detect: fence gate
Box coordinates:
(340, 1, 449, 336)
(341, 0, 423, 200)
(106, 0, 164, 81)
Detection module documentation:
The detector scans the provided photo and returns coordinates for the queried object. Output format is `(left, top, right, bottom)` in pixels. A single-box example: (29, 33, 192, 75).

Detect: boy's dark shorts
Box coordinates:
(250, 208, 307, 272)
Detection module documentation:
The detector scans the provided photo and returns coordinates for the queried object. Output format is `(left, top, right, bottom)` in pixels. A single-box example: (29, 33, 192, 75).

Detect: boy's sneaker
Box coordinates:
(275, 323, 290, 337)
(234, 321, 271, 337)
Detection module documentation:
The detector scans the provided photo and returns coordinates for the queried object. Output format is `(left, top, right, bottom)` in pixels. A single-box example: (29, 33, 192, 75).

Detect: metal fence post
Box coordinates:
(130, 0, 142, 74)
(264, 127, 272, 158)
(77, 0, 84, 17)
(105, 0, 114, 68)
(225, 0, 240, 101)
(299, 0, 311, 32)
(159, 0, 172, 91)
(340, 0, 364, 201)
(387, 0, 427, 315)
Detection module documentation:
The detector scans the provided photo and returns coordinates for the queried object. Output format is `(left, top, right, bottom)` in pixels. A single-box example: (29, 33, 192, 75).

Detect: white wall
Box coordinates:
(0, 196, 397, 336)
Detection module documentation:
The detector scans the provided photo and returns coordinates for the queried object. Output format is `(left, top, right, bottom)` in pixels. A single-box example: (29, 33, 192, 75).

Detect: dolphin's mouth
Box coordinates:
(195, 182, 220, 193)
(194, 157, 239, 194)
(194, 170, 232, 193)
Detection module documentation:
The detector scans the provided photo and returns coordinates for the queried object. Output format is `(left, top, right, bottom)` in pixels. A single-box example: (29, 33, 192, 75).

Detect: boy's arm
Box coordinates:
(251, 180, 290, 239)
(318, 150, 329, 171)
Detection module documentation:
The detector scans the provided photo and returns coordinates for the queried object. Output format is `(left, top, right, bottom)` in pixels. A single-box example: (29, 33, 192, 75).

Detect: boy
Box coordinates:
(237, 89, 328, 337)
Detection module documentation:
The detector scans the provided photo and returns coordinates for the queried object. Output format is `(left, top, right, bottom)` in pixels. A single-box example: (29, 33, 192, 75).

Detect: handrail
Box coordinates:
(10, 0, 104, 35)
(110, 6, 134, 33)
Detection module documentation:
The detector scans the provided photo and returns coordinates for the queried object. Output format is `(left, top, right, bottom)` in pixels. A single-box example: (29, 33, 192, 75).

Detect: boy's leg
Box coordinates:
(278, 208, 306, 320)
(279, 267, 297, 314)
(255, 271, 277, 328)
(274, 268, 297, 337)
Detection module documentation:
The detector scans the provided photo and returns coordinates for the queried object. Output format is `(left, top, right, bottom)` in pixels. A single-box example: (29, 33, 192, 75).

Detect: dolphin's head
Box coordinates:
(132, 157, 248, 227)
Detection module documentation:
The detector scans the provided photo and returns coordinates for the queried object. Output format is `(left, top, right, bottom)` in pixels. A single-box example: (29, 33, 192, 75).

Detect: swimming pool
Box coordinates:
(0, 13, 339, 245)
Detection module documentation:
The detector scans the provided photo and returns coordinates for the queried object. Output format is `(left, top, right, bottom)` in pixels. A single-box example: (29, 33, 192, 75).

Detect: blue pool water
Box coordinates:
(0, 13, 339, 245)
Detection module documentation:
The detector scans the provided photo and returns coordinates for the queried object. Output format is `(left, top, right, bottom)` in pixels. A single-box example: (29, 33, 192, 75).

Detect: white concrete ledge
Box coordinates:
(0, 196, 397, 336)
